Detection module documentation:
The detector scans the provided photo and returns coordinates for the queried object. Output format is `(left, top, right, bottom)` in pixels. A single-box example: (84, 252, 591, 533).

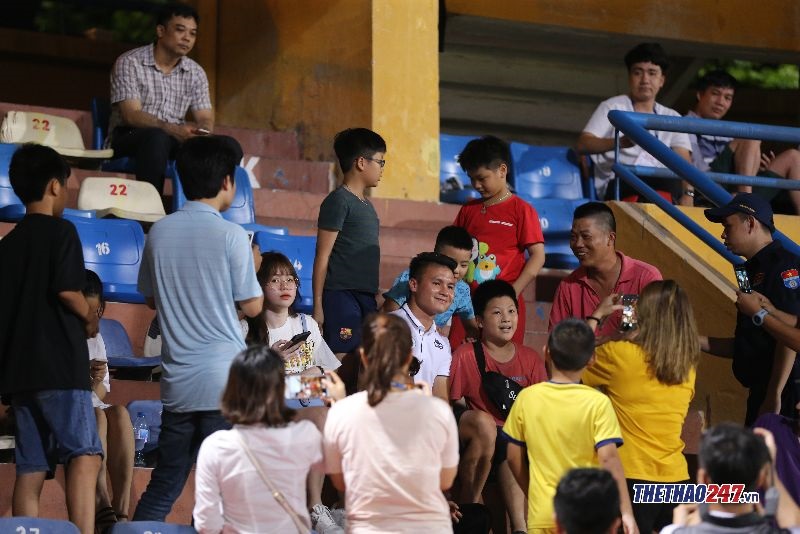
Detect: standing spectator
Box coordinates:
(453, 135, 545, 345)
(133, 136, 263, 521)
(554, 468, 622, 534)
(576, 42, 694, 203)
(700, 193, 800, 425)
(324, 313, 459, 533)
(108, 4, 243, 194)
(584, 281, 699, 533)
(313, 128, 385, 358)
(549, 202, 662, 338)
(0, 144, 102, 534)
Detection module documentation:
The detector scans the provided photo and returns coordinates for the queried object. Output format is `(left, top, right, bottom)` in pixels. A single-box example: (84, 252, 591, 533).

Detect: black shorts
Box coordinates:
(454, 405, 508, 468)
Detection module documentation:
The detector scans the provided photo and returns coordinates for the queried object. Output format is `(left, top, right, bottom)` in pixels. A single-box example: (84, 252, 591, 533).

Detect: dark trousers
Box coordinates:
(111, 127, 244, 194)
(132, 409, 230, 521)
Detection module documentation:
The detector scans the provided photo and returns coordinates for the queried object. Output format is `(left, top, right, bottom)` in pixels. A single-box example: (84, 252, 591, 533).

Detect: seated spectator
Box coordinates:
(323, 313, 459, 533)
(449, 279, 547, 531)
(576, 42, 694, 204)
(383, 225, 480, 340)
(661, 424, 800, 533)
(108, 4, 243, 194)
(390, 252, 457, 401)
(554, 468, 622, 534)
(688, 69, 800, 214)
(245, 251, 343, 533)
(83, 270, 134, 531)
(194, 345, 344, 533)
(584, 281, 699, 534)
(549, 202, 662, 338)
(502, 318, 636, 534)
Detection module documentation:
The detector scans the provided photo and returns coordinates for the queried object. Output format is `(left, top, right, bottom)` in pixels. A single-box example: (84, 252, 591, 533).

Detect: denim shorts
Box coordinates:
(13, 389, 103, 477)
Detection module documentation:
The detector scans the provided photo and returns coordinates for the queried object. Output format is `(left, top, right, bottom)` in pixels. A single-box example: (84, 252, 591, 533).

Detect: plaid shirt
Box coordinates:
(108, 44, 211, 137)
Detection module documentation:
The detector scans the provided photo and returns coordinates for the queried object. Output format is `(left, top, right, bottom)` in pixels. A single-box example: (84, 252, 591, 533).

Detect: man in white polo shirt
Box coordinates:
(391, 252, 456, 401)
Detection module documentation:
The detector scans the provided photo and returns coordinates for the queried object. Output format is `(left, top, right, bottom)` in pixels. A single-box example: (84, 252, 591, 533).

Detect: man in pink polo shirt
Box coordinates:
(549, 202, 662, 337)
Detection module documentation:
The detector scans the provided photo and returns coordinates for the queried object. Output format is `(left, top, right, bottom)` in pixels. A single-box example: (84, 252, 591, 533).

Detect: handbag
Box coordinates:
(473, 342, 522, 419)
(236, 430, 311, 534)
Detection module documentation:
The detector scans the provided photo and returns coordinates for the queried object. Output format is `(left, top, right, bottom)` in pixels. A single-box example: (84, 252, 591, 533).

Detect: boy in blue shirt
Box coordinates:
(382, 225, 479, 340)
(313, 128, 385, 356)
(0, 144, 103, 533)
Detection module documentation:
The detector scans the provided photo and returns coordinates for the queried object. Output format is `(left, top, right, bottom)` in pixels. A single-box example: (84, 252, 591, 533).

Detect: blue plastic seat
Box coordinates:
(440, 133, 482, 205)
(63, 207, 96, 218)
(125, 400, 163, 455)
(0, 143, 24, 222)
(532, 198, 588, 270)
(110, 522, 196, 534)
(510, 143, 586, 201)
(0, 517, 80, 533)
(63, 215, 146, 303)
(241, 222, 289, 236)
(254, 233, 316, 313)
(100, 318, 162, 369)
(173, 165, 255, 224)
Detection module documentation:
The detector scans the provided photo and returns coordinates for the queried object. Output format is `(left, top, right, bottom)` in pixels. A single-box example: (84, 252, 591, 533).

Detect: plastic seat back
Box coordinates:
(241, 222, 289, 236)
(254, 233, 316, 313)
(91, 96, 111, 150)
(0, 517, 80, 534)
(78, 177, 166, 222)
(64, 215, 146, 303)
(110, 521, 196, 534)
(126, 400, 163, 454)
(100, 318, 134, 358)
(0, 142, 24, 221)
(511, 143, 584, 201)
(533, 197, 588, 270)
(0, 110, 112, 159)
(440, 133, 482, 204)
(173, 165, 254, 224)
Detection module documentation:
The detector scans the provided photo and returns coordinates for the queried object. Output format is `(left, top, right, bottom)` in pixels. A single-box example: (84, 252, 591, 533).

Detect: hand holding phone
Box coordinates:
(734, 265, 752, 293)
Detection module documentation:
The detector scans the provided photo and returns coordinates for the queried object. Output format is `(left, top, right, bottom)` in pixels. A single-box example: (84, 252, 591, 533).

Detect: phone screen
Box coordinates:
(734, 266, 752, 293)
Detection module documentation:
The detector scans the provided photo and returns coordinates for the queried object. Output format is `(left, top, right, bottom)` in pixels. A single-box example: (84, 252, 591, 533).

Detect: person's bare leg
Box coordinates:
(66, 454, 102, 534)
(456, 410, 495, 503)
(498, 459, 527, 532)
(12, 472, 46, 517)
(295, 406, 328, 507)
(94, 407, 112, 510)
(768, 149, 800, 214)
(105, 405, 134, 518)
(729, 138, 760, 192)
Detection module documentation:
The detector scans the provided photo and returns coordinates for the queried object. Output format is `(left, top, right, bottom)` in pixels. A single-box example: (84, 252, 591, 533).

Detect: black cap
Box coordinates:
(704, 193, 775, 233)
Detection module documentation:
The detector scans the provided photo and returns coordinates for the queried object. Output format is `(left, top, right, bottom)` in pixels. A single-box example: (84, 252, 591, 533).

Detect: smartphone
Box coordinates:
(619, 294, 639, 332)
(287, 331, 311, 347)
(734, 265, 752, 293)
(195, 128, 211, 135)
(284, 375, 327, 399)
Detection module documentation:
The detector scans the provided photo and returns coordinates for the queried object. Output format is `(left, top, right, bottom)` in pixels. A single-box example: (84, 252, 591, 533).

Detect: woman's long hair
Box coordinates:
(361, 313, 413, 407)
(221, 345, 295, 426)
(247, 251, 299, 346)
(635, 280, 700, 385)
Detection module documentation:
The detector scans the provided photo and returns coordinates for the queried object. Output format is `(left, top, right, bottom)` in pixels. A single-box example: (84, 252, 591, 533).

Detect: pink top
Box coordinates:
(548, 252, 662, 337)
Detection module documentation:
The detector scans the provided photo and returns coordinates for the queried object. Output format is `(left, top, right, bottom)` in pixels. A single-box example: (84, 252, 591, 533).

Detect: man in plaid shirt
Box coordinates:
(108, 4, 242, 194)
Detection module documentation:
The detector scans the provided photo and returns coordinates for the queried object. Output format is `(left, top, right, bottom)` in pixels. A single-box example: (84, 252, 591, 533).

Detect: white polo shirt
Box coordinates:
(391, 304, 452, 387)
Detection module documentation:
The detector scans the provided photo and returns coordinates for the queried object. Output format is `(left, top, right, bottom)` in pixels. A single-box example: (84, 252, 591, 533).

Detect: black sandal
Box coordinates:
(95, 506, 118, 534)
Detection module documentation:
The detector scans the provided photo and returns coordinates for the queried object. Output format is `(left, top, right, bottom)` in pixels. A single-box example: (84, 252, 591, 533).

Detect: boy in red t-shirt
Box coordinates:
(449, 280, 547, 530)
(453, 135, 545, 345)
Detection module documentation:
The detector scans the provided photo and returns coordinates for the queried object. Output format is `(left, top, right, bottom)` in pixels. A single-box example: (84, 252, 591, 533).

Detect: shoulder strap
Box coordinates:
(300, 313, 307, 332)
(473, 341, 488, 378)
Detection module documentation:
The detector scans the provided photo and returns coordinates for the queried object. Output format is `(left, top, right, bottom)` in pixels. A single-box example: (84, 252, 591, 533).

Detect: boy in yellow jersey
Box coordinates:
(503, 318, 637, 534)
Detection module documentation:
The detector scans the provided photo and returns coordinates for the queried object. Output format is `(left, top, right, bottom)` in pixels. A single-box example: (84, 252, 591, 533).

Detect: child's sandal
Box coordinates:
(95, 506, 118, 534)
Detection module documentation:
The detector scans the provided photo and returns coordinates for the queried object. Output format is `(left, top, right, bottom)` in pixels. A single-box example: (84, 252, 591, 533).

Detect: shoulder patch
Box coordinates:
(781, 269, 799, 289)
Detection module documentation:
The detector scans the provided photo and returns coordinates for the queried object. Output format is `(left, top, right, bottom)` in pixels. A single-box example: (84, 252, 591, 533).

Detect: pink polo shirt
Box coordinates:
(548, 252, 662, 337)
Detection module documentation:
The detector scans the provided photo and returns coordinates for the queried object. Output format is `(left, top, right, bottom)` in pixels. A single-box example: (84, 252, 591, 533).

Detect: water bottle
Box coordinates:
(133, 412, 149, 467)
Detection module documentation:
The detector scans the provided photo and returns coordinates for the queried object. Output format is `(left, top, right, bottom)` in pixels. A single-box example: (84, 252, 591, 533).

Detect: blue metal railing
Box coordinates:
(607, 111, 800, 260)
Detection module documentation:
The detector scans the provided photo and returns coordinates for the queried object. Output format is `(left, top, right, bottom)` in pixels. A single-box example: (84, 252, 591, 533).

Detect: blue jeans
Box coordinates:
(132, 409, 230, 521)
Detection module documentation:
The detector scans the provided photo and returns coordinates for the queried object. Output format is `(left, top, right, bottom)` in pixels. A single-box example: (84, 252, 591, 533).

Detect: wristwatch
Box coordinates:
(753, 308, 769, 326)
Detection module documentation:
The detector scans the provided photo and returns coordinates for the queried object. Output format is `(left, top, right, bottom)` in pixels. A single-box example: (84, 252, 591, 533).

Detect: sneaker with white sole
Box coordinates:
(310, 504, 344, 534)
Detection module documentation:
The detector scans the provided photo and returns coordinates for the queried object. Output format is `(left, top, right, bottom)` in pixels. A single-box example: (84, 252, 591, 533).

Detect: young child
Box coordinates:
(84, 269, 134, 531)
(0, 144, 102, 533)
(449, 279, 547, 530)
(313, 128, 385, 357)
(502, 318, 636, 534)
(382, 225, 479, 340)
(453, 135, 545, 345)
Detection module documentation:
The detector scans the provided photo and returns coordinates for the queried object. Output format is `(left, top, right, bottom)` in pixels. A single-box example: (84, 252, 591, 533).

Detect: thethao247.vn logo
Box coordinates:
(632, 483, 759, 504)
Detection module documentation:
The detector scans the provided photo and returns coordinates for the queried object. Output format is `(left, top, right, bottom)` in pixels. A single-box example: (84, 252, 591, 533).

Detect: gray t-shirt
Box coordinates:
(317, 186, 380, 294)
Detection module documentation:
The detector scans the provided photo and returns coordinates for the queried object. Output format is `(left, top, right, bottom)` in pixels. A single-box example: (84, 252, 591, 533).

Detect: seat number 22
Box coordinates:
(109, 184, 128, 196)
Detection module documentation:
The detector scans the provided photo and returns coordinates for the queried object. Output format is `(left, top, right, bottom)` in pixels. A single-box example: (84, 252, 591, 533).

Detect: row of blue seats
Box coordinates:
(0, 517, 195, 534)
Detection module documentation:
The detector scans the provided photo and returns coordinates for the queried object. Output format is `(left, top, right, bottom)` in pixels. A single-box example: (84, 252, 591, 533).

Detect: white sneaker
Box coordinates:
(330, 507, 346, 528)
(311, 504, 344, 534)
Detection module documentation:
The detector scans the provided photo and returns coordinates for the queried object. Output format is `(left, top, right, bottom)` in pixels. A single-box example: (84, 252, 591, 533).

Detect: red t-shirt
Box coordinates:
(449, 341, 548, 425)
(548, 252, 662, 338)
(454, 196, 544, 287)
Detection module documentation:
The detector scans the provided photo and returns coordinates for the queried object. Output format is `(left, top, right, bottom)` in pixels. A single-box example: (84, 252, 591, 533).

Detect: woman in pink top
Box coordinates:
(324, 313, 460, 533)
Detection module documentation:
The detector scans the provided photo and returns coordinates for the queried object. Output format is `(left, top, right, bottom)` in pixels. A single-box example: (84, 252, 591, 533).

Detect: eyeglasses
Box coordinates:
(266, 276, 299, 289)
(409, 356, 421, 377)
(364, 157, 386, 168)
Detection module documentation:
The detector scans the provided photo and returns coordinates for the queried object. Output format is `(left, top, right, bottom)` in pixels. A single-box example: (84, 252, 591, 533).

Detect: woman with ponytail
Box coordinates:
(323, 313, 459, 533)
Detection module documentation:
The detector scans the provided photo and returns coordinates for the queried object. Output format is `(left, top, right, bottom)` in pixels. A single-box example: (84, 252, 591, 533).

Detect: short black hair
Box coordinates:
(555, 468, 620, 534)
(83, 269, 103, 299)
(548, 318, 595, 372)
(333, 128, 386, 173)
(434, 225, 473, 253)
(457, 135, 511, 173)
(156, 3, 199, 27)
(9, 143, 70, 204)
(624, 42, 669, 73)
(573, 202, 616, 233)
(408, 251, 457, 282)
(472, 279, 517, 317)
(697, 69, 739, 92)
(699, 423, 770, 492)
(176, 136, 238, 200)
